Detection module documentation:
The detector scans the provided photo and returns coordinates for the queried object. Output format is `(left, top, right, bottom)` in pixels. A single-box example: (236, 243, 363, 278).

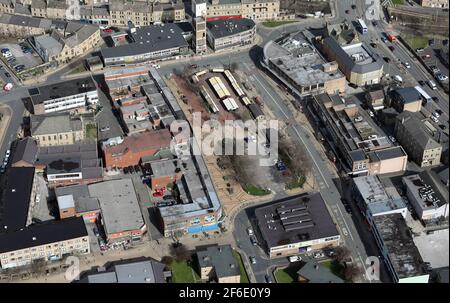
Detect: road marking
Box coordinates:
(335, 204, 354, 241)
(244, 63, 330, 188)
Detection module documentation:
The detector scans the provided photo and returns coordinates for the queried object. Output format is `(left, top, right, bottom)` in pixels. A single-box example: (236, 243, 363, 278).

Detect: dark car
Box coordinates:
(388, 45, 395, 51)
(344, 204, 352, 214)
(372, 20, 378, 26)
(133, 165, 141, 173)
(265, 275, 273, 283)
(432, 96, 439, 102)
(5, 72, 10, 77)
(351, 4, 356, 9)
(383, 57, 391, 63)
(345, 9, 349, 14)
(439, 124, 446, 130)
(163, 195, 174, 201)
(436, 109, 443, 115)
(418, 80, 425, 86)
(123, 167, 129, 174)
(370, 42, 377, 48)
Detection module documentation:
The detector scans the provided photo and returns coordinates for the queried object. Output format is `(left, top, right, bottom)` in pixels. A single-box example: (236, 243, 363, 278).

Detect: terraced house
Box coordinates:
(206, 0, 279, 21)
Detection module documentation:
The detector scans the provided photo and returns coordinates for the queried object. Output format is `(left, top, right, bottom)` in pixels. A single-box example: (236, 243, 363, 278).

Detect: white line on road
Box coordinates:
(335, 203, 354, 242)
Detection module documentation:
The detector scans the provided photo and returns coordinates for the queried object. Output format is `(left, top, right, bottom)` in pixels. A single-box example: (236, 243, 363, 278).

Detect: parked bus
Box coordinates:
(212, 68, 224, 73)
(414, 85, 432, 104)
(357, 18, 368, 34)
(195, 69, 208, 77)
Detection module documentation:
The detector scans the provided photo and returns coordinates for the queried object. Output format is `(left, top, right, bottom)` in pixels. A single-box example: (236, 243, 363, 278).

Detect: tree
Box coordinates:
(332, 246, 351, 264)
(344, 263, 362, 281)
(278, 136, 312, 178)
(161, 256, 174, 266)
(169, 243, 191, 262)
(30, 259, 46, 274)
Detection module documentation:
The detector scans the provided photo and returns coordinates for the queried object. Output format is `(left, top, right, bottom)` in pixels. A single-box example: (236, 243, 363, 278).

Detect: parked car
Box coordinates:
(163, 195, 174, 201)
(431, 115, 439, 123)
(93, 227, 100, 237)
(418, 80, 425, 86)
(4, 72, 10, 77)
(416, 48, 424, 53)
(389, 135, 396, 143)
(289, 255, 301, 263)
(102, 28, 113, 33)
(250, 235, 258, 246)
(265, 274, 273, 283)
(5, 149, 10, 158)
(422, 54, 431, 59)
(247, 227, 254, 236)
(344, 204, 352, 214)
(250, 256, 257, 264)
(383, 57, 391, 63)
(1, 48, 9, 54)
(433, 111, 440, 118)
(313, 252, 325, 259)
(437, 74, 448, 82)
(372, 20, 378, 26)
(432, 96, 439, 102)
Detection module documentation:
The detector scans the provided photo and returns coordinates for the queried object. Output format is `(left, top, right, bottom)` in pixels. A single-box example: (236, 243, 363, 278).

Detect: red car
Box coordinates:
(153, 191, 164, 197)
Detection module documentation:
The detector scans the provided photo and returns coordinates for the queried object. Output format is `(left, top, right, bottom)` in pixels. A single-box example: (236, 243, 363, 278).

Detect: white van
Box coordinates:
(289, 256, 301, 263)
(428, 80, 437, 90)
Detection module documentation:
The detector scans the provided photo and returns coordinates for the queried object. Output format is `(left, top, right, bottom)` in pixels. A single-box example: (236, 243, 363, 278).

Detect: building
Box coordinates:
(100, 23, 189, 66)
(79, 6, 109, 26)
(309, 93, 408, 176)
(418, 0, 449, 8)
(102, 129, 172, 169)
(28, 77, 99, 115)
(403, 171, 449, 222)
(0, 13, 51, 36)
(391, 87, 422, 113)
(197, 245, 240, 283)
(80, 258, 168, 283)
(321, 37, 384, 86)
(297, 261, 344, 283)
(206, 18, 255, 51)
(0, 217, 89, 269)
(255, 192, 340, 259)
(10, 137, 39, 167)
(192, 0, 208, 54)
(413, 229, 449, 270)
(262, 32, 346, 98)
(156, 140, 222, 237)
(31, 21, 100, 64)
(88, 179, 146, 244)
(352, 175, 407, 227)
(0, 167, 36, 233)
(365, 88, 385, 111)
(371, 214, 429, 283)
(35, 143, 103, 187)
(205, 0, 280, 21)
(31, 113, 86, 147)
(55, 184, 101, 223)
(248, 103, 264, 120)
(395, 111, 442, 167)
(149, 159, 182, 189)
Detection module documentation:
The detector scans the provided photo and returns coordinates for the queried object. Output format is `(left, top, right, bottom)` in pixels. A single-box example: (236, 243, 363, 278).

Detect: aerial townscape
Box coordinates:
(0, 0, 448, 286)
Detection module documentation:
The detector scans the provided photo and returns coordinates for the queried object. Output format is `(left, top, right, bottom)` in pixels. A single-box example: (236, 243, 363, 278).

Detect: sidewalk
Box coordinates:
(0, 104, 12, 150)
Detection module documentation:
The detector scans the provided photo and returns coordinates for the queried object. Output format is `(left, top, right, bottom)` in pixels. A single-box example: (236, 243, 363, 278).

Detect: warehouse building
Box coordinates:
(255, 192, 340, 259)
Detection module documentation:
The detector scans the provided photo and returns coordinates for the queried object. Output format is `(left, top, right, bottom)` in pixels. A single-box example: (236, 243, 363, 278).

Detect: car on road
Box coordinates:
(430, 66, 440, 74)
(249, 256, 257, 264)
(432, 96, 439, 102)
(370, 42, 377, 48)
(264, 274, 273, 283)
(345, 9, 349, 14)
(439, 124, 446, 130)
(383, 57, 391, 63)
(389, 135, 396, 143)
(5, 149, 11, 158)
(351, 4, 356, 9)
(418, 80, 425, 86)
(93, 227, 100, 237)
(437, 74, 448, 82)
(250, 235, 258, 246)
(247, 227, 254, 236)
(1, 48, 9, 54)
(372, 20, 378, 26)
(4, 72, 10, 77)
(431, 115, 439, 123)
(368, 110, 374, 117)
(388, 45, 395, 51)
(428, 80, 437, 90)
(403, 62, 411, 69)
(344, 204, 352, 214)
(289, 255, 301, 263)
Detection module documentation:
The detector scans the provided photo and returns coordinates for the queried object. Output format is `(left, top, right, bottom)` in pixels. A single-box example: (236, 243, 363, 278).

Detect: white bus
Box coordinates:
(414, 85, 432, 104)
(357, 18, 368, 34)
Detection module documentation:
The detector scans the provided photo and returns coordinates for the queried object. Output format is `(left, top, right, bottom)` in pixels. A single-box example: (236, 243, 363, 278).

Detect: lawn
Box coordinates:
(286, 175, 306, 190)
(170, 260, 200, 283)
(392, 0, 404, 5)
(274, 264, 303, 283)
(243, 184, 271, 196)
(85, 123, 97, 141)
(321, 260, 346, 281)
(232, 250, 250, 283)
(262, 20, 298, 28)
(404, 36, 429, 49)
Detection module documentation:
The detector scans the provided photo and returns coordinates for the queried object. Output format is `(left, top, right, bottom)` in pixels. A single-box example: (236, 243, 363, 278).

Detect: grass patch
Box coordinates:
(85, 123, 97, 141)
(321, 260, 346, 281)
(392, 0, 404, 4)
(232, 250, 250, 283)
(68, 63, 87, 75)
(243, 184, 271, 196)
(170, 260, 200, 283)
(286, 175, 306, 190)
(274, 264, 303, 283)
(404, 36, 429, 49)
(262, 20, 298, 28)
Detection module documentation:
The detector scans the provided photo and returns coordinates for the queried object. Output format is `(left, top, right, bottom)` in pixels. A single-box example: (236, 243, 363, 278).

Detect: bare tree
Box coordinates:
(161, 256, 174, 266)
(332, 246, 352, 264)
(278, 136, 312, 177)
(169, 243, 191, 262)
(344, 263, 362, 281)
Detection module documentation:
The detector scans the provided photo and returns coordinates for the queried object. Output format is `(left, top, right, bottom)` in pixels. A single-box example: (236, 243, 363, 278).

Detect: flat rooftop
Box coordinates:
(403, 173, 448, 210)
(353, 175, 406, 215)
(55, 184, 100, 214)
(264, 33, 344, 87)
(255, 192, 340, 248)
(373, 214, 425, 280)
(88, 179, 145, 235)
(0, 167, 35, 232)
(28, 77, 97, 105)
(207, 18, 255, 39)
(413, 229, 449, 269)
